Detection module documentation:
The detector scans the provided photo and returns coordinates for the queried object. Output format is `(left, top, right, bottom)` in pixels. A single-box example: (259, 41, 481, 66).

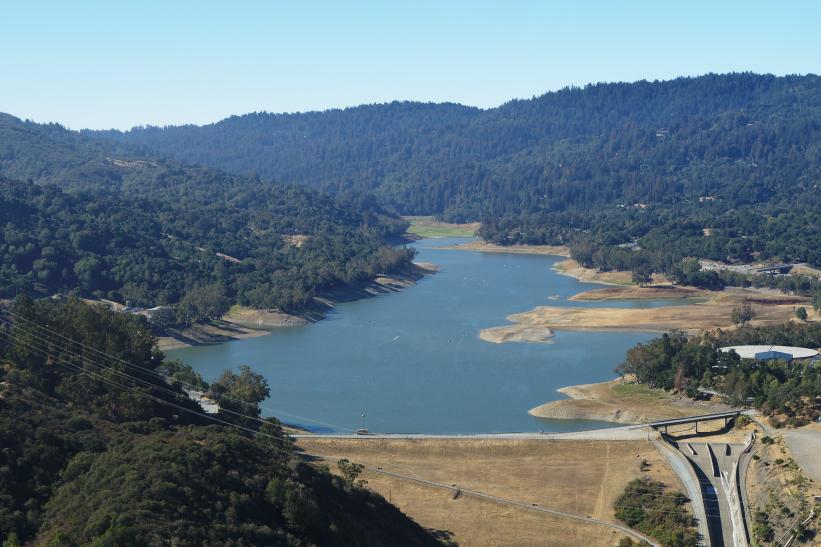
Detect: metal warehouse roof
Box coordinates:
(718, 345, 819, 360)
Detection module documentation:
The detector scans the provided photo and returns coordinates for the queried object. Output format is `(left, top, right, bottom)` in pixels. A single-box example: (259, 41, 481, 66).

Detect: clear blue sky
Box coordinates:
(2, 1, 819, 129)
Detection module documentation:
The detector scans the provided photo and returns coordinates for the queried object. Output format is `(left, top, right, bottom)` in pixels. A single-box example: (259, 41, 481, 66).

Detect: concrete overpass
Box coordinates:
(649, 410, 743, 434)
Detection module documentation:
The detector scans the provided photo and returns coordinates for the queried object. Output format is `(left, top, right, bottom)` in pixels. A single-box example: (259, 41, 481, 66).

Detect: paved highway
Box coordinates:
(654, 440, 712, 546)
(681, 442, 747, 547)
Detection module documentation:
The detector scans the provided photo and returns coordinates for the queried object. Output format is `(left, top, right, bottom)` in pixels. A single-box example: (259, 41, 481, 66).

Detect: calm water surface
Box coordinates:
(170, 238, 676, 434)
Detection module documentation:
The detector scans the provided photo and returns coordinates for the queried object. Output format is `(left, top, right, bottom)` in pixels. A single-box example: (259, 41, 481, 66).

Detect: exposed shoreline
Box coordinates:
(479, 325, 554, 344)
(157, 261, 438, 351)
(439, 240, 571, 256)
(552, 258, 633, 285)
(481, 287, 812, 343)
(529, 376, 731, 424)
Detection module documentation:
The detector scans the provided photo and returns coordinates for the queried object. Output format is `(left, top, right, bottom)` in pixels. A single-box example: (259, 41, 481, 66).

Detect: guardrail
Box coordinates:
(654, 437, 712, 546)
(723, 440, 749, 547)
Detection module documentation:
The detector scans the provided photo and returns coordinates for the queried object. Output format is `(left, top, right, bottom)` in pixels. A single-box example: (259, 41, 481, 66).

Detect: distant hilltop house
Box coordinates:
(617, 241, 642, 252)
(184, 389, 220, 414)
(89, 298, 172, 325)
(699, 260, 795, 276)
(136, 306, 173, 324)
(719, 345, 820, 364)
(106, 157, 158, 169)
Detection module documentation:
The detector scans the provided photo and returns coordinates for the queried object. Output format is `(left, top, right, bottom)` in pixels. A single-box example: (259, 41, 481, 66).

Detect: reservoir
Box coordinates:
(170, 238, 674, 434)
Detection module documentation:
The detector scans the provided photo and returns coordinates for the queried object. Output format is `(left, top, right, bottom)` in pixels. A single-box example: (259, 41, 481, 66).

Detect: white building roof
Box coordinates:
(719, 345, 819, 360)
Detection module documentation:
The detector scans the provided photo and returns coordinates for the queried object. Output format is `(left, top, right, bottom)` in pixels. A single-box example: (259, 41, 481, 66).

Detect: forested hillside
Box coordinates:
(0, 298, 441, 546)
(96, 73, 821, 216)
(0, 115, 412, 312)
(617, 322, 821, 425)
(93, 73, 821, 276)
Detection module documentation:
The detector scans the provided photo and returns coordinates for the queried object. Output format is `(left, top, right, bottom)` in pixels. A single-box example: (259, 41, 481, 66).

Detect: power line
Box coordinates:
(0, 317, 710, 542)
(0, 307, 357, 433)
(1, 306, 354, 430)
(0, 318, 274, 428)
(0, 328, 290, 445)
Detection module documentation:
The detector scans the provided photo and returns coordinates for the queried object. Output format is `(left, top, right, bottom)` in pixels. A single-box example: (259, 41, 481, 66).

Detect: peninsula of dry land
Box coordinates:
(480, 287, 813, 344)
(528, 376, 730, 424)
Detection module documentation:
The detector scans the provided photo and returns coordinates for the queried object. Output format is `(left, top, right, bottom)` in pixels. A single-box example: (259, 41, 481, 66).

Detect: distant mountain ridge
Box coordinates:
(88, 72, 821, 219)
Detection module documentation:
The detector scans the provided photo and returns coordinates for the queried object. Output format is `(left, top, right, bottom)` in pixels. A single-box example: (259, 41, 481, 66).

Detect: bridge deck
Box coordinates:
(649, 410, 742, 429)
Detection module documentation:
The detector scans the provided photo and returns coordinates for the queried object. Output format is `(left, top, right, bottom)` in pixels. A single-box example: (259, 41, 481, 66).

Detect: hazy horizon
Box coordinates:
(6, 70, 817, 133)
(4, 1, 820, 130)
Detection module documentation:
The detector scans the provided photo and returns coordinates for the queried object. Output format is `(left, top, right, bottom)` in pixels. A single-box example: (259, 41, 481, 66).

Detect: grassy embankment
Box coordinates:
(440, 240, 571, 256)
(298, 437, 685, 547)
(404, 216, 480, 238)
(529, 376, 730, 424)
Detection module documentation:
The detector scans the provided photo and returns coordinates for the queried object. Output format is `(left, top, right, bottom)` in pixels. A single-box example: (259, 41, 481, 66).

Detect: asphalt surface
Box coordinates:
(654, 440, 712, 546)
(683, 443, 746, 547)
(780, 426, 821, 482)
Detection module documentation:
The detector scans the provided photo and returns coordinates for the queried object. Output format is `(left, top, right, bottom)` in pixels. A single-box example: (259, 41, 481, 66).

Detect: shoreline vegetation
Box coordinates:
(156, 261, 438, 351)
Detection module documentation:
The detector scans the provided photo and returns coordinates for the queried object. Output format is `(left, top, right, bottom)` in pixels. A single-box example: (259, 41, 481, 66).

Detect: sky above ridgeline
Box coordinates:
(3, 1, 819, 130)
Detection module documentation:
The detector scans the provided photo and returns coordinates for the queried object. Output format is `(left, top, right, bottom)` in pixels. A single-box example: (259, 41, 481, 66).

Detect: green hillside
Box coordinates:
(0, 298, 441, 546)
(0, 115, 412, 312)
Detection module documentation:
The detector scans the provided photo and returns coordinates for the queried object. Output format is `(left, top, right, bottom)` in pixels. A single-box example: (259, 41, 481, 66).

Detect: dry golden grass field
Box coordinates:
(298, 438, 686, 546)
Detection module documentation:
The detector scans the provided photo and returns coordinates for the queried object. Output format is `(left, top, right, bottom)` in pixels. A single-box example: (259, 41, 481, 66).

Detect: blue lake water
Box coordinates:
(169, 238, 675, 434)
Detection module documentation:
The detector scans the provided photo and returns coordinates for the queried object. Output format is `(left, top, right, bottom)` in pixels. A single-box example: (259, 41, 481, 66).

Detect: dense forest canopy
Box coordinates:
(88, 73, 821, 278)
(3, 73, 820, 303)
(0, 298, 441, 546)
(93, 73, 821, 216)
(0, 114, 413, 311)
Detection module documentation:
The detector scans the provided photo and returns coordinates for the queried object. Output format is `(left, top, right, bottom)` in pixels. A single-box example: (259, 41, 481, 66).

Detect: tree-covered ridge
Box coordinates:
(89, 73, 821, 273)
(0, 115, 413, 311)
(0, 299, 441, 546)
(94, 73, 821, 214)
